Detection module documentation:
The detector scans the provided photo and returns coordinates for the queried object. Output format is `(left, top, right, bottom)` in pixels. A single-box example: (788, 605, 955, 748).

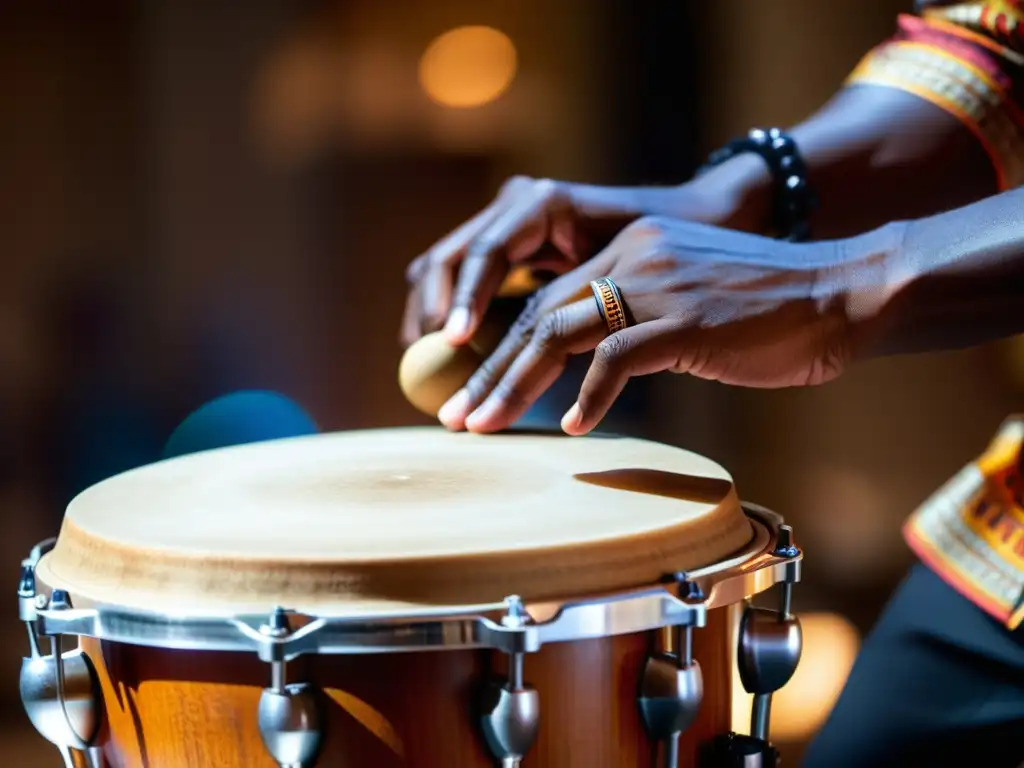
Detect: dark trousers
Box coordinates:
(803, 564, 1024, 767)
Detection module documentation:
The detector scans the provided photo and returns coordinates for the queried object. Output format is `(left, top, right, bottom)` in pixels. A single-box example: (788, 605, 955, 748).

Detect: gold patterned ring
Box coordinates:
(590, 277, 628, 335)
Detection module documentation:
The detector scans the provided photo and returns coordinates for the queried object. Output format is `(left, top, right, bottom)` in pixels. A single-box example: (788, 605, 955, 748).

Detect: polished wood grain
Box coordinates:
(80, 608, 733, 767)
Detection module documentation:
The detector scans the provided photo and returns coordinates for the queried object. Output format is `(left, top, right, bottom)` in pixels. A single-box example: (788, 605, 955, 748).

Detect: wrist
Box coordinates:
(565, 181, 703, 221)
(819, 221, 913, 361)
(562, 155, 776, 234)
(681, 153, 775, 233)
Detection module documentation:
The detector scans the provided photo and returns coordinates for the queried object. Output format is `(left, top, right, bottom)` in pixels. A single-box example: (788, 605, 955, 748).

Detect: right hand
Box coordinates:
(401, 176, 641, 348)
(437, 216, 905, 435)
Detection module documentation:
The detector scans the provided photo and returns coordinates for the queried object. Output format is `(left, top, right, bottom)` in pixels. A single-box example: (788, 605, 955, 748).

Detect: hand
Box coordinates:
(401, 178, 708, 348)
(436, 216, 901, 435)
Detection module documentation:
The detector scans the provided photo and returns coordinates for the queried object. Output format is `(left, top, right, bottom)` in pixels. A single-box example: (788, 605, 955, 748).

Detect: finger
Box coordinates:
(419, 204, 505, 333)
(399, 284, 424, 347)
(423, 205, 498, 271)
(405, 254, 427, 285)
(436, 250, 617, 430)
(436, 295, 545, 431)
(443, 240, 510, 345)
(561, 319, 680, 436)
(463, 298, 607, 434)
(445, 182, 568, 345)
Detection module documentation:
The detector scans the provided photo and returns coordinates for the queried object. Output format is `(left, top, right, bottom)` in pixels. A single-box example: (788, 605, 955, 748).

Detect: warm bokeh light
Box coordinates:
(772, 612, 861, 741)
(418, 26, 518, 108)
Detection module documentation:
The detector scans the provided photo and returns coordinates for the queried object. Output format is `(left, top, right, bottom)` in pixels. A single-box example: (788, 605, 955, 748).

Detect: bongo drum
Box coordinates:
(18, 428, 802, 768)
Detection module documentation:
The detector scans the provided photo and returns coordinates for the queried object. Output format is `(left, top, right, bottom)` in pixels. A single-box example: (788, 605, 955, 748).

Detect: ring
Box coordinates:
(590, 277, 628, 334)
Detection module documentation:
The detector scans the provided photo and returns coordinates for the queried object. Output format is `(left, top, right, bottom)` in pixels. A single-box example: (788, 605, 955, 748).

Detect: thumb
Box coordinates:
(561, 319, 679, 435)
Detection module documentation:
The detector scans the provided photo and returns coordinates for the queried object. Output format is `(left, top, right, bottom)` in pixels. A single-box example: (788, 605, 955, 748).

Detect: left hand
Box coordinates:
(436, 215, 897, 435)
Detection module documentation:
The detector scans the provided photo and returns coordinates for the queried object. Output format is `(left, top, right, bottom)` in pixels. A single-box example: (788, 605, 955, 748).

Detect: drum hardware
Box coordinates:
(699, 525, 802, 767)
(738, 525, 802, 742)
(479, 595, 541, 767)
(19, 542, 104, 768)
(20, 503, 796, 657)
(639, 574, 706, 768)
(699, 732, 780, 767)
(18, 501, 802, 767)
(257, 607, 325, 768)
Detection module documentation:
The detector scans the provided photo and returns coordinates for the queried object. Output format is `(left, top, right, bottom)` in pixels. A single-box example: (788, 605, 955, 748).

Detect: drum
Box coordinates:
(18, 427, 802, 768)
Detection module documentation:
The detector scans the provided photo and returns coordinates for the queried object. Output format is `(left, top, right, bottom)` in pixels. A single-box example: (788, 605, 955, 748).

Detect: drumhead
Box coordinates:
(36, 427, 753, 615)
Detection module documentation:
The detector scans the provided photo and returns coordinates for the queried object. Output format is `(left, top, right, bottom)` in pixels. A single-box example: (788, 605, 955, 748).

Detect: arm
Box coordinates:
(432, 189, 1024, 435)
(852, 186, 1024, 359)
(680, 7, 1024, 239)
(405, 5, 1024, 347)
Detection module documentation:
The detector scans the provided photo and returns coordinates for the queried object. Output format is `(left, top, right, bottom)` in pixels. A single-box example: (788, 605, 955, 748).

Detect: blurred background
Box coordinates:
(2, 0, 1019, 764)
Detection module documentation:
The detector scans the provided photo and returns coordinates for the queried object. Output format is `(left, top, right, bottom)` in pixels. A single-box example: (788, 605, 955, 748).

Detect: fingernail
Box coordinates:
(444, 307, 473, 343)
(465, 398, 499, 431)
(561, 402, 583, 434)
(438, 389, 471, 428)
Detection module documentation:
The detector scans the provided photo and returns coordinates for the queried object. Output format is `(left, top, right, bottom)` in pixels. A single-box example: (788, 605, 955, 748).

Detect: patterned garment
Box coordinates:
(917, 0, 1024, 49)
(905, 419, 1024, 628)
(848, 3, 1024, 630)
(849, 2, 1024, 189)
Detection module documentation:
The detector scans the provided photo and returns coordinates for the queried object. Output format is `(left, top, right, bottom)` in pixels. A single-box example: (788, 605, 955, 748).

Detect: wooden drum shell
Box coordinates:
(78, 608, 734, 768)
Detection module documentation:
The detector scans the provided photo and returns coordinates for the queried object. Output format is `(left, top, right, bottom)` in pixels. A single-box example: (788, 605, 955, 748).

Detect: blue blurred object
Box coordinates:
(162, 390, 320, 460)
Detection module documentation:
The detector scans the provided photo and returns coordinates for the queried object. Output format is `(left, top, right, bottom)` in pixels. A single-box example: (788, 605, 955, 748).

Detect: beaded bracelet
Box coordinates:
(700, 128, 817, 242)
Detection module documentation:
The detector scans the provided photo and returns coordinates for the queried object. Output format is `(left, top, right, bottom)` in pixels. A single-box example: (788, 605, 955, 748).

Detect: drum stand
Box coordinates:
(699, 526, 803, 768)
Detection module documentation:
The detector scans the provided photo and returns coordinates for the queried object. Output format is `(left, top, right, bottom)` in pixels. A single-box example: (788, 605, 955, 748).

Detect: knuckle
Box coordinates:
(530, 177, 561, 201)
(533, 311, 568, 349)
(423, 247, 443, 268)
(464, 361, 499, 403)
(532, 178, 574, 215)
(500, 175, 533, 196)
(619, 218, 676, 273)
(635, 250, 675, 274)
(524, 288, 547, 313)
(499, 175, 569, 207)
(428, 247, 460, 268)
(451, 280, 482, 310)
(488, 379, 530, 412)
(465, 234, 502, 262)
(625, 215, 668, 238)
(405, 256, 426, 284)
(511, 292, 546, 335)
(594, 334, 628, 366)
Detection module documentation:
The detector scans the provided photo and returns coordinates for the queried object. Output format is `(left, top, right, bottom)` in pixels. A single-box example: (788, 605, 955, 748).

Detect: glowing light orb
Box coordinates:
(773, 612, 861, 741)
(419, 26, 518, 108)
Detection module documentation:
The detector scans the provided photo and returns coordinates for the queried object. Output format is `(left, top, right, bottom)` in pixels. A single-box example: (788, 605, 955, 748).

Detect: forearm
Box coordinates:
(564, 182, 732, 223)
(685, 85, 996, 240)
(680, 7, 1024, 241)
(851, 188, 1024, 358)
(554, 84, 987, 235)
(557, 181, 744, 251)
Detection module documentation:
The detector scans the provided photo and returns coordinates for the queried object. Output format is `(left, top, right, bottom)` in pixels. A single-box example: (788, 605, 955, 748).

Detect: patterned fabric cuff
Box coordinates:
(919, 1, 1024, 57)
(903, 417, 1024, 629)
(847, 14, 1024, 190)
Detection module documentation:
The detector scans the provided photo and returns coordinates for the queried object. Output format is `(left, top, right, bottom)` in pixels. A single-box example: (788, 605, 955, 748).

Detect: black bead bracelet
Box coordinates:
(700, 128, 817, 242)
